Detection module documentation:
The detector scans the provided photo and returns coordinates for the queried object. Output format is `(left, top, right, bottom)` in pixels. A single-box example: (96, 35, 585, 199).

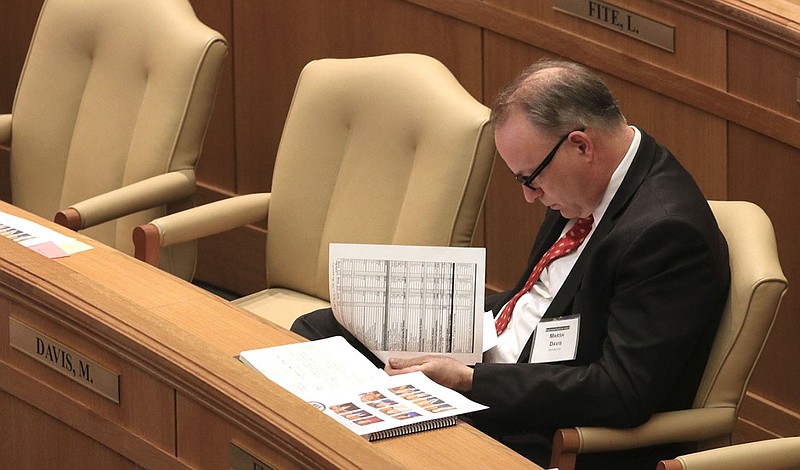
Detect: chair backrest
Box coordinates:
(658, 436, 800, 470)
(266, 53, 496, 300)
(693, 201, 787, 448)
(8, 0, 226, 279)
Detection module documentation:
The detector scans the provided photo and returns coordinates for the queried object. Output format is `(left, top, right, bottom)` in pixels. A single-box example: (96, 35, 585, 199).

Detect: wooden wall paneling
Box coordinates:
(727, 31, 800, 122)
(688, 0, 800, 53)
(604, 76, 728, 200)
(189, 0, 237, 194)
(0, 300, 177, 455)
(411, 0, 800, 150)
(0, 0, 44, 203)
(480, 0, 727, 87)
(0, 0, 43, 113)
(726, 28, 800, 438)
(728, 123, 800, 416)
(0, 314, 186, 468)
(176, 392, 316, 469)
(735, 392, 800, 443)
(0, 390, 140, 469)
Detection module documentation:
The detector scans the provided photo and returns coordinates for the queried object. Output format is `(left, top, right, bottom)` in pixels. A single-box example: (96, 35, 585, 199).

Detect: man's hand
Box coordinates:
(385, 355, 474, 393)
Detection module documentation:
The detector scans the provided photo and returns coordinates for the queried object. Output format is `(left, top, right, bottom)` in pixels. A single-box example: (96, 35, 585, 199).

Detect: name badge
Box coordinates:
(529, 315, 580, 363)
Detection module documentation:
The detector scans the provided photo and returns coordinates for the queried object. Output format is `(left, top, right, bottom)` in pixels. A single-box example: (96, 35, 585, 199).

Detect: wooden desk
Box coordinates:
(0, 202, 536, 469)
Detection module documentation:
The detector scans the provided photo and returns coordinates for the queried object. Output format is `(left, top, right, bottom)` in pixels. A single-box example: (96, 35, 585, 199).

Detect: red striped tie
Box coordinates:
(494, 216, 594, 335)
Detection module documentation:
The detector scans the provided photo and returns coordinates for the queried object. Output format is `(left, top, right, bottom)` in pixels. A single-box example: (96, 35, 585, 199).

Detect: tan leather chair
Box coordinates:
(550, 200, 788, 470)
(658, 436, 800, 470)
(133, 53, 496, 328)
(0, 0, 227, 280)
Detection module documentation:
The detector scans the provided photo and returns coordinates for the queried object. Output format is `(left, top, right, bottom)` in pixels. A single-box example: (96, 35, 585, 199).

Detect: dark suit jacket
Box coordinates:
(471, 130, 730, 442)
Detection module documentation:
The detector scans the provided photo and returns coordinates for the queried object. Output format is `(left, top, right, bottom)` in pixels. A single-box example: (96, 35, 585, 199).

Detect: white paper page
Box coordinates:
(328, 243, 485, 365)
(0, 211, 77, 248)
(239, 336, 387, 399)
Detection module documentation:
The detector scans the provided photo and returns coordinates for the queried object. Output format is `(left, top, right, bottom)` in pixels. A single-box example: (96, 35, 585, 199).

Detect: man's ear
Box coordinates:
(570, 131, 592, 159)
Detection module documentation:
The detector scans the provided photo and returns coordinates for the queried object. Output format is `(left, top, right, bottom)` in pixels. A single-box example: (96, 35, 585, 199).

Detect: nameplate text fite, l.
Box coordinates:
(553, 0, 675, 52)
(9, 317, 120, 403)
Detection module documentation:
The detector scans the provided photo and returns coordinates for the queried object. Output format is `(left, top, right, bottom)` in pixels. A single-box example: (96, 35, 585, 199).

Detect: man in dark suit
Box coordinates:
(293, 59, 730, 468)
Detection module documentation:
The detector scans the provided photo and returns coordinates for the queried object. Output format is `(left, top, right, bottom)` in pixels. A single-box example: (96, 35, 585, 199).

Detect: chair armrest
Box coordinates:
(551, 407, 736, 470)
(657, 436, 800, 470)
(133, 192, 271, 266)
(54, 169, 196, 230)
(0, 114, 10, 149)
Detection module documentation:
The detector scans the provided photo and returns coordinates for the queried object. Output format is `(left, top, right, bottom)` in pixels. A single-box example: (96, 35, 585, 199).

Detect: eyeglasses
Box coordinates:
(514, 128, 584, 190)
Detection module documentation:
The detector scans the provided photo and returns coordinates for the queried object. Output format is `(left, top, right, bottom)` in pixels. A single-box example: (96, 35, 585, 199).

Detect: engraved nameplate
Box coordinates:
(554, 0, 675, 52)
(9, 317, 120, 403)
(230, 443, 273, 470)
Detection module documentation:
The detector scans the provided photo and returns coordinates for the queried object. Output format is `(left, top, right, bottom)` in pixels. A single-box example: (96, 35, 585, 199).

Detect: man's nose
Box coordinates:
(523, 186, 542, 203)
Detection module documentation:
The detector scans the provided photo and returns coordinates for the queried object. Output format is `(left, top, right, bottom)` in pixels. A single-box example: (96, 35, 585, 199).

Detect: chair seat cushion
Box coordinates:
(233, 288, 331, 330)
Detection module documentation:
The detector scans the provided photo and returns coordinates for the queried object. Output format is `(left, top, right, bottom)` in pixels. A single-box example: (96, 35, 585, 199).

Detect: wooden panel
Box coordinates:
(483, 0, 727, 87)
(0, 301, 176, 452)
(728, 123, 800, 412)
(0, 0, 42, 113)
(0, 389, 141, 469)
(232, 0, 483, 195)
(728, 31, 800, 120)
(410, 0, 800, 148)
(604, 78, 727, 201)
(176, 393, 317, 469)
(0, 1, 43, 203)
(190, 0, 237, 194)
(736, 392, 800, 442)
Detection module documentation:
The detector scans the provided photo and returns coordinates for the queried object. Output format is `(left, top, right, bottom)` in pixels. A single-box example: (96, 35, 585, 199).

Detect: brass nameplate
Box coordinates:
(554, 0, 675, 52)
(9, 317, 120, 403)
(230, 443, 273, 470)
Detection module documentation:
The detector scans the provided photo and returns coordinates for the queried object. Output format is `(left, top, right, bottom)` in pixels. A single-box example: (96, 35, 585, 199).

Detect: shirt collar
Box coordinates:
(591, 126, 641, 224)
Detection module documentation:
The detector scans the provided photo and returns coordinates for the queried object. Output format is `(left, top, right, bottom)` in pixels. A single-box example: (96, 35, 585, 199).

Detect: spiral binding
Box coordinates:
(367, 416, 458, 441)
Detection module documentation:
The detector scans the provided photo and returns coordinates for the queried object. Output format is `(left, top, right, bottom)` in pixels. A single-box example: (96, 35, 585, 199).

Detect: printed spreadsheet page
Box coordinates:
(329, 243, 485, 365)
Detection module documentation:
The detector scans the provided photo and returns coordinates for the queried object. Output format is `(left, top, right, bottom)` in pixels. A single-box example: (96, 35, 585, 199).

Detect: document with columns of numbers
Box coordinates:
(329, 243, 485, 365)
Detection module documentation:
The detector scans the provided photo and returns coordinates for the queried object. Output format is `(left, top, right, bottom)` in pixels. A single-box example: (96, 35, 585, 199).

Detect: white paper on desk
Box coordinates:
(0, 211, 88, 256)
(239, 337, 488, 440)
(329, 243, 485, 365)
(239, 336, 387, 400)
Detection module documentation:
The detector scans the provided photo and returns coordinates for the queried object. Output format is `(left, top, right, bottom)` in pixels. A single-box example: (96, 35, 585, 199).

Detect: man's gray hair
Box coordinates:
(491, 59, 626, 137)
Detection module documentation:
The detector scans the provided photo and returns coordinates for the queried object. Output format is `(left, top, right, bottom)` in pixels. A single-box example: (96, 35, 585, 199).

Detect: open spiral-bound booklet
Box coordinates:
(239, 336, 487, 441)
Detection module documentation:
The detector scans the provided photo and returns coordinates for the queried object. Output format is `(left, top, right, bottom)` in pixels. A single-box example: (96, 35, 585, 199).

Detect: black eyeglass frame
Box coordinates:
(514, 128, 585, 190)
